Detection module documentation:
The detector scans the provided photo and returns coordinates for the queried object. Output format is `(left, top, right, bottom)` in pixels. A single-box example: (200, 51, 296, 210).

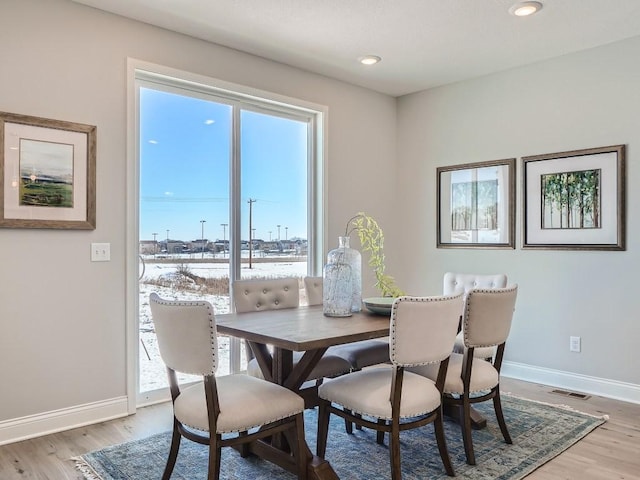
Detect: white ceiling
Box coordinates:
(71, 0, 640, 97)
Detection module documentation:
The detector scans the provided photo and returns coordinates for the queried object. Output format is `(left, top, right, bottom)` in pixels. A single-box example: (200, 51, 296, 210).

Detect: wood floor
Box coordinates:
(1, 377, 638, 479)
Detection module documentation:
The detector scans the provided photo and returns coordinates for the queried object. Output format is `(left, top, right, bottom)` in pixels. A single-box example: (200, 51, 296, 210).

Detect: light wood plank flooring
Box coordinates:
(1, 378, 638, 479)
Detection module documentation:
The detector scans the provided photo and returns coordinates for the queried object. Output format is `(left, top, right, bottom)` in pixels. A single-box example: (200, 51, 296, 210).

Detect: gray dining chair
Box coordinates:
(409, 285, 518, 465)
(232, 278, 351, 402)
(316, 294, 464, 480)
(149, 293, 307, 480)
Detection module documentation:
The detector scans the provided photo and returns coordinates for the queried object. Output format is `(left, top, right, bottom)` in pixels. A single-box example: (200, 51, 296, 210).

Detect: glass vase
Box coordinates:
(322, 261, 353, 317)
(326, 236, 362, 312)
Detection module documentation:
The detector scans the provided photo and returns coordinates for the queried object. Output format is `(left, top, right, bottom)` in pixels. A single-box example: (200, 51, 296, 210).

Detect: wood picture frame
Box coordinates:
(437, 158, 516, 249)
(522, 145, 625, 250)
(0, 111, 96, 229)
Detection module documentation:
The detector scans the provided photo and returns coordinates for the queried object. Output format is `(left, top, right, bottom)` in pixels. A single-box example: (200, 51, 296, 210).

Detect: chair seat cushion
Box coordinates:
(318, 365, 441, 420)
(409, 353, 499, 394)
(452, 332, 496, 359)
(247, 351, 352, 380)
(174, 374, 304, 434)
(327, 339, 390, 370)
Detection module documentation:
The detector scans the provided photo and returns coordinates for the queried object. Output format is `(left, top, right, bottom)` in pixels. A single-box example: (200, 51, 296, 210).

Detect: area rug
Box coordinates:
(75, 395, 605, 480)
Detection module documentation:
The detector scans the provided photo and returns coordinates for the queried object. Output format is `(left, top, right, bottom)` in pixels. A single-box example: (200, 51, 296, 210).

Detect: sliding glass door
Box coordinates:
(134, 70, 323, 401)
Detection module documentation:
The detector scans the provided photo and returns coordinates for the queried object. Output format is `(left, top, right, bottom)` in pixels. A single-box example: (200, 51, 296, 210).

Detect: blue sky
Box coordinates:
(139, 88, 307, 243)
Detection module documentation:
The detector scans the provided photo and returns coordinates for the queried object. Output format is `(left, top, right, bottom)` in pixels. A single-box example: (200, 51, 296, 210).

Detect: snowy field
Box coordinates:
(138, 257, 308, 392)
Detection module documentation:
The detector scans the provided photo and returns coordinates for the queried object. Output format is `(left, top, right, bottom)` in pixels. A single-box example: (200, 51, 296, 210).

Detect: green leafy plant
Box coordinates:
(345, 212, 405, 298)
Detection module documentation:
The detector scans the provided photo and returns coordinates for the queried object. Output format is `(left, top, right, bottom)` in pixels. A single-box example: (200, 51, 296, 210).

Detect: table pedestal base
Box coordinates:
(308, 454, 340, 480)
(443, 404, 487, 430)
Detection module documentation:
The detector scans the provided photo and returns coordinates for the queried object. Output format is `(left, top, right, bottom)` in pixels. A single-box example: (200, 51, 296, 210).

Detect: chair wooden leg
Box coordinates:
(344, 410, 354, 434)
(434, 408, 455, 477)
(294, 413, 308, 480)
(376, 419, 386, 445)
(492, 387, 512, 444)
(343, 411, 363, 433)
(390, 418, 401, 480)
(461, 395, 476, 465)
(208, 434, 221, 480)
(238, 431, 251, 457)
(162, 420, 181, 480)
(316, 400, 330, 458)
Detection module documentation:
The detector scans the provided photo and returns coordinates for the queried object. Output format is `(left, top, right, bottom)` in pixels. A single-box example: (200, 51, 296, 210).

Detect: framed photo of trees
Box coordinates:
(437, 158, 515, 249)
(522, 145, 625, 250)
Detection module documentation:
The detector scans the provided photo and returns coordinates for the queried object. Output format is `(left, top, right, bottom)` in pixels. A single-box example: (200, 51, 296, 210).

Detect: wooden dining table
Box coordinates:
(216, 305, 390, 480)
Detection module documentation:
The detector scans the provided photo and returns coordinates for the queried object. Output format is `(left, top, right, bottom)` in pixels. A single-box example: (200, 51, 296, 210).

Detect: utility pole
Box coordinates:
(248, 199, 256, 268)
(166, 229, 170, 254)
(220, 223, 228, 257)
(152, 232, 158, 255)
(285, 226, 288, 241)
(200, 220, 206, 259)
(277, 224, 281, 240)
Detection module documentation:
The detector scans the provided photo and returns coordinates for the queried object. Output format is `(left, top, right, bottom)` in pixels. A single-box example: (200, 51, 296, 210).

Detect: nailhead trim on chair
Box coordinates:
(462, 286, 518, 349)
(389, 294, 463, 367)
(150, 294, 218, 376)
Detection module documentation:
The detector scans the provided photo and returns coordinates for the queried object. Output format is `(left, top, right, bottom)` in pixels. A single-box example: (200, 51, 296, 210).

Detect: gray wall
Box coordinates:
(395, 37, 640, 389)
(0, 0, 397, 428)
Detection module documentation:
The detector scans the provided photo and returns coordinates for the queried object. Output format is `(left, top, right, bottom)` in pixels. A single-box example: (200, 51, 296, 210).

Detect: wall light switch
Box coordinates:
(91, 243, 111, 262)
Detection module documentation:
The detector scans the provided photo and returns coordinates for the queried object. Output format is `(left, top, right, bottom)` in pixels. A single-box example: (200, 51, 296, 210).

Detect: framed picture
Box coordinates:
(0, 112, 96, 229)
(522, 145, 625, 250)
(437, 158, 515, 249)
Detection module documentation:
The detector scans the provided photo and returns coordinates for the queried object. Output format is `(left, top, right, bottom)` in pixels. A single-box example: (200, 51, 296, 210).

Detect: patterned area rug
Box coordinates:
(75, 395, 605, 480)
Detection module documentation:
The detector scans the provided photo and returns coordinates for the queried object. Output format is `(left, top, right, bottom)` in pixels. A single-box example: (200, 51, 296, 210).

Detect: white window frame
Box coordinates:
(126, 59, 327, 411)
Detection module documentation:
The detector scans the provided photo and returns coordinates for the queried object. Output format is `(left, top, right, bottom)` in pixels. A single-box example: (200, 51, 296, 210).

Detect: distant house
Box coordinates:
(139, 240, 158, 255)
(190, 239, 209, 253)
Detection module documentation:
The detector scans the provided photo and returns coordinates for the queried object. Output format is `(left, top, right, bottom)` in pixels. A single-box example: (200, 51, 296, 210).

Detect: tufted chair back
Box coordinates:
(443, 272, 507, 297)
(303, 276, 323, 306)
(443, 272, 508, 359)
(232, 277, 300, 313)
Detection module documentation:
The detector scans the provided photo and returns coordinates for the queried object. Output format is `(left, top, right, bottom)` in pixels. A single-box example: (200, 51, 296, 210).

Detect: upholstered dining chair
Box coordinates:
(304, 276, 390, 433)
(316, 294, 464, 480)
(149, 293, 307, 480)
(409, 285, 518, 466)
(303, 276, 390, 371)
(443, 272, 507, 359)
(232, 278, 352, 392)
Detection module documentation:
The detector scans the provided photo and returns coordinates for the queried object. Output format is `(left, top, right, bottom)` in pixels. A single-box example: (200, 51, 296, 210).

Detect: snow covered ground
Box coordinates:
(138, 257, 308, 392)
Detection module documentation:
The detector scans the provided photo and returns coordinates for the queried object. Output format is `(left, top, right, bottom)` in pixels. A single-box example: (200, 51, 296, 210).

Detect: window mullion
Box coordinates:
(228, 104, 243, 374)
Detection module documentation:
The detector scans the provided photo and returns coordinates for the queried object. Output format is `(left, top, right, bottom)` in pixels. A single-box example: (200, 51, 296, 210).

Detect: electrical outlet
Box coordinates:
(569, 336, 581, 352)
(91, 243, 111, 262)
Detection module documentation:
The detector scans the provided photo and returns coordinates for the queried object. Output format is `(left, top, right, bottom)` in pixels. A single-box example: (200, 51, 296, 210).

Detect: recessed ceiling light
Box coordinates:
(359, 55, 382, 66)
(509, 1, 543, 17)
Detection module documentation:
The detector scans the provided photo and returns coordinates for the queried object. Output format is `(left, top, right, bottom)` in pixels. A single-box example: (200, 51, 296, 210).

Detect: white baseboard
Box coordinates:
(502, 361, 640, 405)
(0, 396, 129, 446)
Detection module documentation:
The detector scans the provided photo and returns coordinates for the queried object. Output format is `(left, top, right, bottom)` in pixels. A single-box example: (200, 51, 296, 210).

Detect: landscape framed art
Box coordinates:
(522, 145, 625, 250)
(0, 111, 96, 229)
(437, 158, 515, 249)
